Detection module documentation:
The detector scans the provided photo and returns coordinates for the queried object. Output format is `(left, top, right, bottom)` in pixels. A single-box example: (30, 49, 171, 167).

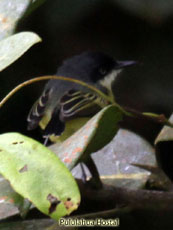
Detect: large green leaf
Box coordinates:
(50, 105, 122, 170)
(0, 32, 41, 72)
(0, 133, 80, 220)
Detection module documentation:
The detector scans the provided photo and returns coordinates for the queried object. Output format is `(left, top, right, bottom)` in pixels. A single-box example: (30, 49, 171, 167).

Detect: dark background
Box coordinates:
(1, 0, 173, 142)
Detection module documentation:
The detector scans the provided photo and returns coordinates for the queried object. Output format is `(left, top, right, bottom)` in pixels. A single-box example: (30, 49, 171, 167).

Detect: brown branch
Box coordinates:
(77, 179, 173, 211)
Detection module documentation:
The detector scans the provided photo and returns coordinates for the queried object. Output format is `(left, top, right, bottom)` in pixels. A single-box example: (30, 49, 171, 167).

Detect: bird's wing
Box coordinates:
(59, 89, 102, 120)
(27, 88, 52, 130)
(42, 89, 95, 138)
(27, 88, 107, 138)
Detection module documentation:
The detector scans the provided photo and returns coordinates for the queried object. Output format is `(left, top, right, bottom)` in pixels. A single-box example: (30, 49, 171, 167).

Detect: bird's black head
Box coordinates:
(57, 51, 136, 84)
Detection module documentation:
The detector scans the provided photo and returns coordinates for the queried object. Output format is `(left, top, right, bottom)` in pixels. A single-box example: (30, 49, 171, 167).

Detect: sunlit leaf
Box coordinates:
(0, 32, 41, 72)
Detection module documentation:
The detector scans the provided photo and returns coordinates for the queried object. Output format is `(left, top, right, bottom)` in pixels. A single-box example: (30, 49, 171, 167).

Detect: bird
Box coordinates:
(27, 51, 136, 141)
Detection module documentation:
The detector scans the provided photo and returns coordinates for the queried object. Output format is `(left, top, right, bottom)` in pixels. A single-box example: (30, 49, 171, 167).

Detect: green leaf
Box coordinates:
(50, 105, 122, 170)
(0, 133, 80, 220)
(0, 32, 41, 72)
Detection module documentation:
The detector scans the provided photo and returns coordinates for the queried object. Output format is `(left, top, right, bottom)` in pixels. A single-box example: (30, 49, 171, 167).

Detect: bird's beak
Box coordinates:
(115, 60, 137, 69)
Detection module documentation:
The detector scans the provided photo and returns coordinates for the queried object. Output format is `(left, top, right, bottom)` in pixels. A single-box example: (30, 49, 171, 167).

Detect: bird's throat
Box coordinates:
(99, 69, 122, 102)
(99, 69, 122, 90)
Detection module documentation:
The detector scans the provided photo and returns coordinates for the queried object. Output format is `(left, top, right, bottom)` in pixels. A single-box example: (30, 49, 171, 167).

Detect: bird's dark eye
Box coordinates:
(99, 68, 107, 75)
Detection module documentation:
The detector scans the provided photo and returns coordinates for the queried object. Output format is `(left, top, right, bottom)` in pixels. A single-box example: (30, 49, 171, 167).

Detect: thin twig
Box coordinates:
(124, 107, 173, 128)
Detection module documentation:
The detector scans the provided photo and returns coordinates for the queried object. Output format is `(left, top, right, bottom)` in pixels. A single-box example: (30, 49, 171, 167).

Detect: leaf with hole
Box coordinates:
(0, 133, 80, 220)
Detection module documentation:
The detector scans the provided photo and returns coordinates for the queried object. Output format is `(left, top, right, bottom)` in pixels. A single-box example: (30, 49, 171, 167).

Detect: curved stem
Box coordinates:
(0, 75, 114, 108)
(1, 75, 171, 128)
